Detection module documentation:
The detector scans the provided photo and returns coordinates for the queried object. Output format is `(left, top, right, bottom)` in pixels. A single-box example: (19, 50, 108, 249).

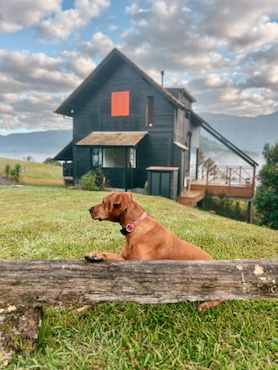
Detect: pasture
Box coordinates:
(0, 157, 64, 186)
(0, 185, 277, 369)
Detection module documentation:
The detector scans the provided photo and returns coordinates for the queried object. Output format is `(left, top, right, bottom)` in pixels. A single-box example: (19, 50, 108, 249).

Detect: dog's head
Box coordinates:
(89, 192, 133, 222)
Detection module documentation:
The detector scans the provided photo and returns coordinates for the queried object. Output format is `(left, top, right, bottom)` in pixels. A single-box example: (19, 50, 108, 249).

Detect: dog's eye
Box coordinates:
(102, 200, 105, 208)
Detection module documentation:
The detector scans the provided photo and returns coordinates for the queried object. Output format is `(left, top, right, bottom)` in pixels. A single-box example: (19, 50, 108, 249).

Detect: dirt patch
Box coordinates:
(0, 177, 12, 185)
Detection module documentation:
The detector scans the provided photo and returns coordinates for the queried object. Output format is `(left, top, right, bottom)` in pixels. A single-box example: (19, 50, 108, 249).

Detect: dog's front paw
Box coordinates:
(85, 252, 107, 262)
(197, 300, 223, 312)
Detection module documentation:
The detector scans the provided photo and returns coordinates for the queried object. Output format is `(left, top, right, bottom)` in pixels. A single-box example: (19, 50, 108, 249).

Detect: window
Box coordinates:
(129, 148, 136, 168)
(111, 91, 130, 116)
(101, 148, 136, 168)
(146, 96, 154, 127)
(92, 148, 102, 167)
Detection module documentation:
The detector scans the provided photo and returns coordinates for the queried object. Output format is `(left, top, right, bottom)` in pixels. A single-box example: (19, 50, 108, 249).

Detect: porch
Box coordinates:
(177, 165, 256, 207)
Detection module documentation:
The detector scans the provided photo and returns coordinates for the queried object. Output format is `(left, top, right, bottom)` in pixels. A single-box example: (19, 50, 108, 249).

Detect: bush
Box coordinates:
(4, 163, 22, 183)
(200, 192, 249, 222)
(78, 168, 107, 191)
(4, 164, 11, 178)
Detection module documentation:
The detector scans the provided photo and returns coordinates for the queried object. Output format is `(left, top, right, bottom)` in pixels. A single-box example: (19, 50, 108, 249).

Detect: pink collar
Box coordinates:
(120, 212, 147, 235)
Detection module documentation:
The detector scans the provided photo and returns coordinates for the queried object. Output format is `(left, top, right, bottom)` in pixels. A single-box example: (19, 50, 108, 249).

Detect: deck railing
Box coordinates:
(198, 165, 256, 188)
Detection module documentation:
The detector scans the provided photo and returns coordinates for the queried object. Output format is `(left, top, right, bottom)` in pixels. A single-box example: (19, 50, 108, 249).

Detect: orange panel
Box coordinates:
(111, 91, 130, 116)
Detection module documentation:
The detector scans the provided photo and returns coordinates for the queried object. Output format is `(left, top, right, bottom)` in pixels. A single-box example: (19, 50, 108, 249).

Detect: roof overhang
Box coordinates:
(76, 131, 148, 147)
(53, 141, 73, 161)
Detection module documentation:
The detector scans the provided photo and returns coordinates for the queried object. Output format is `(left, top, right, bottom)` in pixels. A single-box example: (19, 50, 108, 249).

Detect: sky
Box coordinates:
(0, 0, 277, 136)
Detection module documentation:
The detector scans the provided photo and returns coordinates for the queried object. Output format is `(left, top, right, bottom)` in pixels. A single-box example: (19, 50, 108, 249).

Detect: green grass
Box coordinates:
(0, 186, 277, 369)
(0, 157, 63, 186)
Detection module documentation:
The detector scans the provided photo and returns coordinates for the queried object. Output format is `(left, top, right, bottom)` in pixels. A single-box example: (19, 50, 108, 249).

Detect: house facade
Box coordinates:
(54, 48, 257, 199)
(54, 48, 200, 196)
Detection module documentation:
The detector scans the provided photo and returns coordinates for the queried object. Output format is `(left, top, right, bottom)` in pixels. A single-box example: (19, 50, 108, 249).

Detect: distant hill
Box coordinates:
(200, 112, 278, 154)
(0, 130, 72, 162)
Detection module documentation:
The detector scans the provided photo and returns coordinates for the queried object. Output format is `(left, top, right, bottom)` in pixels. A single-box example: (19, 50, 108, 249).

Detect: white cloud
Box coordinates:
(38, 0, 110, 39)
(118, 0, 278, 116)
(79, 32, 114, 58)
(0, 49, 83, 132)
(0, 0, 110, 40)
(0, 0, 277, 134)
(0, 0, 61, 32)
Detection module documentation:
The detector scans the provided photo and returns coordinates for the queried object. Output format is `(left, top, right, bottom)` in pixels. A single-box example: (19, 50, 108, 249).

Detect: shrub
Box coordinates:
(4, 164, 11, 178)
(78, 168, 107, 191)
(200, 192, 248, 222)
(10, 163, 22, 183)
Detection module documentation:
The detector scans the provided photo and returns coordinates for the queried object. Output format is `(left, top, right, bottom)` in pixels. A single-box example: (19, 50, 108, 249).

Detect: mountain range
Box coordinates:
(0, 112, 276, 164)
(0, 130, 72, 162)
(200, 111, 277, 154)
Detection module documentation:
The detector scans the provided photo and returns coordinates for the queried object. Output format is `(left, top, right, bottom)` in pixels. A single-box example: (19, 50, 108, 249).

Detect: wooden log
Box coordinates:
(0, 259, 277, 307)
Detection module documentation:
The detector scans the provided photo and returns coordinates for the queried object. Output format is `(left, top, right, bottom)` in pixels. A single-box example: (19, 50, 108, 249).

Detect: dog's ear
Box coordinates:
(109, 193, 121, 212)
(109, 192, 132, 212)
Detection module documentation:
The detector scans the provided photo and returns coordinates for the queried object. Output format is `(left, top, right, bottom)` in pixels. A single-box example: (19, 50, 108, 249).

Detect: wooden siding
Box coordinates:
(102, 168, 137, 189)
(71, 62, 184, 189)
(73, 62, 176, 144)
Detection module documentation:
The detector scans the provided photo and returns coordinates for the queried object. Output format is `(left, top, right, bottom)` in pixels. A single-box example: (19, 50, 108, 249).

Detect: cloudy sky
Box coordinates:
(0, 0, 277, 135)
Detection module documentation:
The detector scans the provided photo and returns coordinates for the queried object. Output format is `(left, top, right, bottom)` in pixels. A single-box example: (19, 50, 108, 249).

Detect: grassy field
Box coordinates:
(0, 157, 64, 186)
(0, 185, 277, 369)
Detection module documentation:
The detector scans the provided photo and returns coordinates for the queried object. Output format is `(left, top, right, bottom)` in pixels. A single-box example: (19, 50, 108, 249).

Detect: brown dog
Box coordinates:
(79, 192, 223, 313)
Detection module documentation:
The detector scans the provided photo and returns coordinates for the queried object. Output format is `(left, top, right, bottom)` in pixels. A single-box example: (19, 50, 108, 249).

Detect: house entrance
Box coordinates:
(92, 147, 136, 168)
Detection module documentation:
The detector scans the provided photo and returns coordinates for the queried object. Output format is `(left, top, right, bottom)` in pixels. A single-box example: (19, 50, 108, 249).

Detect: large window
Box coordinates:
(111, 91, 130, 116)
(146, 96, 154, 127)
(91, 147, 136, 168)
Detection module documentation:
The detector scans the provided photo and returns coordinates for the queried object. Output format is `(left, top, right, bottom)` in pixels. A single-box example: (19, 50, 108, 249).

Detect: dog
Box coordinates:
(77, 192, 223, 313)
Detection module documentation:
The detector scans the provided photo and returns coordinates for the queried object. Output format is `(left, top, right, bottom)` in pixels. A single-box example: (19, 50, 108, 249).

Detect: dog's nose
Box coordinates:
(89, 207, 92, 213)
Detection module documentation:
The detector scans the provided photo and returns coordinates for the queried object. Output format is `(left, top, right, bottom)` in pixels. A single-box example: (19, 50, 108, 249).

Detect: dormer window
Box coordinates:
(111, 91, 130, 116)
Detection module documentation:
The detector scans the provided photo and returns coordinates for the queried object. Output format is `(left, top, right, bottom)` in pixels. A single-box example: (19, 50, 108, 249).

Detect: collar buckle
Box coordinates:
(125, 224, 134, 233)
(120, 212, 147, 236)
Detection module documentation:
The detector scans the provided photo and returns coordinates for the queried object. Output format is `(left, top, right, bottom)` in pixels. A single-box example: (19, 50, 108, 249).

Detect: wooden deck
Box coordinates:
(177, 165, 256, 207)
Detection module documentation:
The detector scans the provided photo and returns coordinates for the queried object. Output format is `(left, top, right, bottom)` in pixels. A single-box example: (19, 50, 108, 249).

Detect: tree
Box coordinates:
(23, 156, 35, 162)
(43, 158, 62, 166)
(198, 149, 217, 177)
(254, 142, 278, 229)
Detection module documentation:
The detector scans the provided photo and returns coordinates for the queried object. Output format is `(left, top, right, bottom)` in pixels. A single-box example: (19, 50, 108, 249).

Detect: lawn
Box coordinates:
(0, 186, 277, 369)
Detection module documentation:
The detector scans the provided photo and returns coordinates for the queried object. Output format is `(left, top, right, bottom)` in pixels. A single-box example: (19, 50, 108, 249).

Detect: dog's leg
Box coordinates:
(197, 300, 224, 312)
(85, 252, 125, 261)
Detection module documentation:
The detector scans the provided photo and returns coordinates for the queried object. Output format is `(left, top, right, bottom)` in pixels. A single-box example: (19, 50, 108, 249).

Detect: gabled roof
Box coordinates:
(76, 131, 148, 147)
(54, 48, 195, 117)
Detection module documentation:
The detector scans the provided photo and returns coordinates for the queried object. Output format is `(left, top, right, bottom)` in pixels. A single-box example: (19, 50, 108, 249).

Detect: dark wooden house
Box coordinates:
(54, 48, 258, 201)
